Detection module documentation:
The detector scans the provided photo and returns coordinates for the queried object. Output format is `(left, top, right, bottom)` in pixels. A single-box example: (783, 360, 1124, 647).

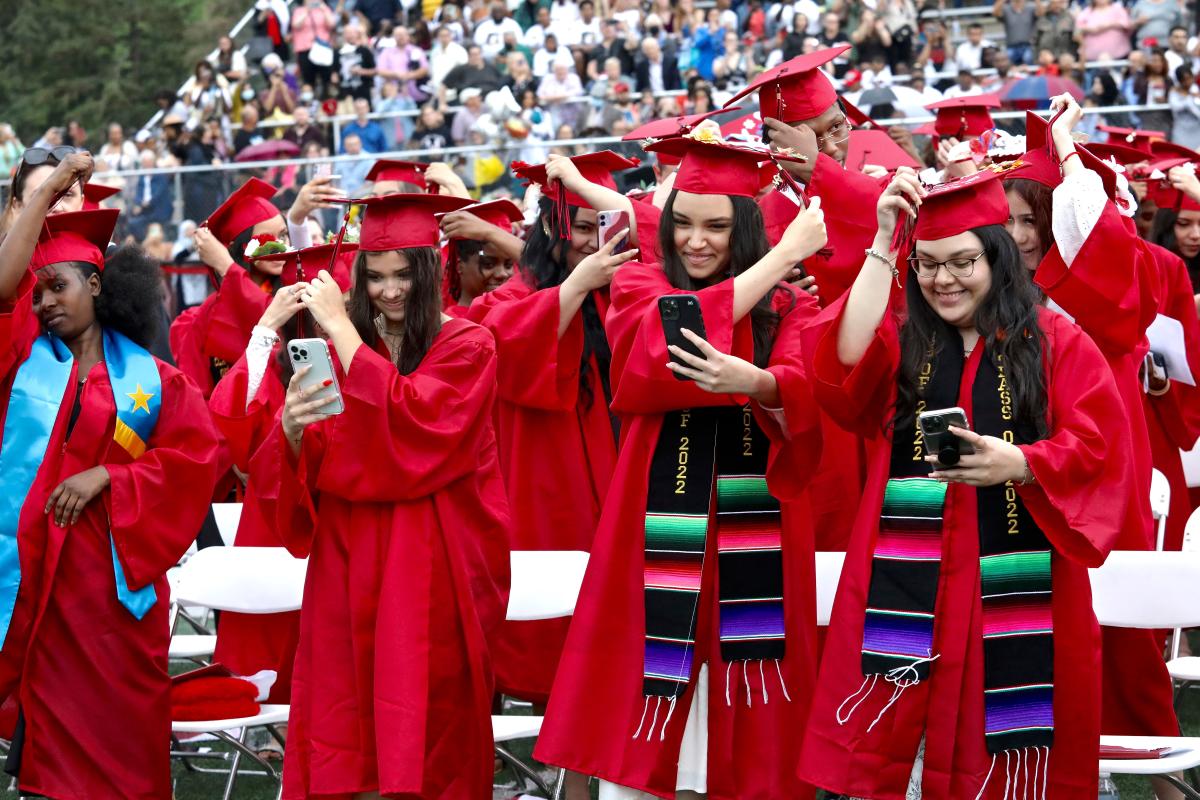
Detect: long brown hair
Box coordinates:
(1003, 178, 1054, 264)
(347, 246, 444, 375)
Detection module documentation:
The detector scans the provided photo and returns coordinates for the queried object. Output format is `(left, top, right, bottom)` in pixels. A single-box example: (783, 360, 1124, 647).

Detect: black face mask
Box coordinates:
(648, 26, 661, 36)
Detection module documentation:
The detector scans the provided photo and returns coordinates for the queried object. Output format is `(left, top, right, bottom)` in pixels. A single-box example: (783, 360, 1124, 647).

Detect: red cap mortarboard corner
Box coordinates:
(365, 159, 430, 190)
(723, 46, 850, 124)
(249, 241, 361, 290)
(1148, 139, 1200, 162)
(1020, 111, 1120, 200)
(644, 134, 803, 198)
(1097, 125, 1166, 155)
(914, 167, 1017, 241)
(511, 150, 641, 208)
(81, 183, 121, 211)
(1146, 158, 1200, 212)
(203, 177, 281, 246)
(845, 129, 922, 172)
(1085, 141, 1155, 168)
(913, 94, 1002, 138)
(624, 109, 739, 166)
(29, 208, 120, 273)
(334, 193, 475, 251)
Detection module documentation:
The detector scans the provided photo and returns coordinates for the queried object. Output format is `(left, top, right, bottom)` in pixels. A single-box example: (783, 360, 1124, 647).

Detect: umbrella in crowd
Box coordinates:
(234, 139, 301, 163)
(999, 75, 1085, 110)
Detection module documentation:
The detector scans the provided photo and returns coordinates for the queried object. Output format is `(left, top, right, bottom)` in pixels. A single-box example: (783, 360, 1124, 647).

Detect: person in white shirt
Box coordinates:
(534, 33, 564, 77)
(861, 54, 894, 88)
(523, 5, 553, 50)
(474, 2, 525, 60)
(538, 55, 586, 130)
(430, 25, 469, 87)
(794, 0, 823, 34)
(611, 0, 642, 36)
(954, 23, 995, 71)
(943, 68, 985, 98)
(550, 0, 581, 27)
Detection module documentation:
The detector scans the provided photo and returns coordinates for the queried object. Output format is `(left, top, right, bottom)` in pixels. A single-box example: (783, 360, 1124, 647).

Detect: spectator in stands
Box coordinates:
(378, 24, 431, 106)
(534, 33, 564, 77)
(1170, 65, 1200, 148)
(283, 104, 326, 151)
(1121, 48, 1148, 102)
(291, 0, 336, 98)
(515, 0, 552, 30)
(713, 30, 755, 89)
(233, 105, 265, 155)
(993, 0, 1038, 66)
(818, 12, 853, 75)
(851, 9, 893, 68)
(1132, 0, 1185, 50)
(551, 0, 582, 29)
(376, 80, 416, 150)
(339, 133, 374, 196)
(590, 56, 631, 100)
(497, 31, 537, 74)
(216, 35, 248, 83)
(692, 11, 725, 81)
(862, 52, 895, 88)
(507, 52, 539, 98)
(475, 2, 525, 60)
(685, 81, 716, 114)
(356, 0, 400, 34)
(444, 44, 507, 96)
(253, 0, 291, 62)
(944, 67, 984, 98)
(954, 22, 994, 71)
(127, 149, 175, 241)
(523, 5, 554, 50)
(612, 0, 643, 33)
(335, 23, 377, 103)
(539, 57, 586, 130)
(182, 61, 233, 127)
(879, 0, 917, 68)
(341, 97, 387, 153)
(411, 102, 454, 151)
(451, 88, 486, 145)
(588, 18, 636, 80)
(1137, 48, 1174, 135)
(915, 19, 951, 86)
(635, 37, 681, 93)
(98, 123, 139, 173)
(0, 124, 23, 178)
(1076, 0, 1132, 62)
(261, 54, 298, 117)
(1166, 26, 1193, 81)
(430, 26, 470, 87)
(1034, 0, 1077, 60)
(555, 0, 603, 53)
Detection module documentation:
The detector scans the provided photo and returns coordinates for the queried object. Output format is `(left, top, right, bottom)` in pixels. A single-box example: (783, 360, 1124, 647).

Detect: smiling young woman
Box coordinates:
(797, 162, 1134, 800)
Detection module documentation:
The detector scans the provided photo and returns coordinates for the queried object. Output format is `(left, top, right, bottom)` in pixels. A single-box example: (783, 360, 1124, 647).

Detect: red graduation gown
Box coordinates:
(1142, 242, 1200, 551)
(798, 301, 1131, 800)
(535, 264, 823, 800)
(0, 274, 224, 800)
(249, 318, 511, 799)
(1034, 208, 1179, 738)
(207, 354, 299, 703)
(759, 154, 884, 550)
(465, 274, 618, 703)
(169, 266, 272, 399)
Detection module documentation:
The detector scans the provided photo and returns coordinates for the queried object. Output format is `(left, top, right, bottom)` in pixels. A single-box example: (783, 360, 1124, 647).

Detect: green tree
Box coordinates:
(0, 0, 247, 145)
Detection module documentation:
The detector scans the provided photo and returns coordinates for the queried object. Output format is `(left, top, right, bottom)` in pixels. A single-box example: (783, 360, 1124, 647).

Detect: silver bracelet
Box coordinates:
(865, 247, 901, 288)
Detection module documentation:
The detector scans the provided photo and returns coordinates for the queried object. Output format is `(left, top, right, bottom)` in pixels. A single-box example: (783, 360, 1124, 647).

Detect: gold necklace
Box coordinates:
(374, 315, 404, 358)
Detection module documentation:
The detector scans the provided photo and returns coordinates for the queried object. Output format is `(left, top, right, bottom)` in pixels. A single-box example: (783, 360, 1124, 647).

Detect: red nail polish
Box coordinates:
(322, 379, 333, 387)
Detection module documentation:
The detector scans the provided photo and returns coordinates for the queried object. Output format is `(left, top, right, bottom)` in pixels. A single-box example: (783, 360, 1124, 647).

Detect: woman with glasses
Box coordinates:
(796, 156, 1133, 798)
(0, 145, 86, 234)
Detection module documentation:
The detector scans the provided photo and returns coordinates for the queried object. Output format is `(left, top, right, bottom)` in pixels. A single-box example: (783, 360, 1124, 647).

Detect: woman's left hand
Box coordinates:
(545, 153, 586, 191)
(927, 426, 1029, 487)
(45, 466, 111, 528)
(300, 270, 348, 330)
(667, 328, 772, 396)
(1049, 93, 1083, 138)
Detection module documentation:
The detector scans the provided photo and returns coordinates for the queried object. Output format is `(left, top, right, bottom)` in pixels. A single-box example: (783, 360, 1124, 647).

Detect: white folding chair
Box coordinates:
(1168, 508, 1200, 692)
(1091, 551, 1200, 797)
(1152, 468, 1172, 552)
(170, 546, 308, 800)
(1181, 438, 1200, 490)
(494, 551, 589, 800)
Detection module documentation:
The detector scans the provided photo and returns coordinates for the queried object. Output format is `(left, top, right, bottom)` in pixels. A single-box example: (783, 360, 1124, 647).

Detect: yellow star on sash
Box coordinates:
(127, 384, 154, 414)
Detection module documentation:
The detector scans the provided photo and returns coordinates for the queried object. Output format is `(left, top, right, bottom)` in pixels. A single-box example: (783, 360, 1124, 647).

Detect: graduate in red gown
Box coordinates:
(798, 163, 1132, 800)
(0, 154, 223, 799)
(1000, 104, 1180, 751)
(169, 174, 345, 397)
(208, 242, 357, 707)
(535, 135, 829, 799)
(439, 199, 524, 316)
(465, 151, 644, 709)
(248, 192, 510, 799)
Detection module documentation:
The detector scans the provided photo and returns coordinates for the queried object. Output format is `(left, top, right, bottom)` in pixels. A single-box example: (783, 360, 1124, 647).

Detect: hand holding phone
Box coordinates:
(659, 295, 708, 381)
(597, 209, 631, 253)
(288, 338, 345, 415)
(917, 407, 974, 466)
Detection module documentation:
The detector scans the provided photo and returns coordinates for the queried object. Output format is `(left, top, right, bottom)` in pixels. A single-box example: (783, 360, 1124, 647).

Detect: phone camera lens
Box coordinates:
(289, 345, 298, 353)
(662, 306, 679, 320)
(300, 349, 308, 358)
(938, 445, 960, 466)
(928, 418, 945, 432)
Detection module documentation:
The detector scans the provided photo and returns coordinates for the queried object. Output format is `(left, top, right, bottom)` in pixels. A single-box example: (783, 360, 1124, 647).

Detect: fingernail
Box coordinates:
(323, 379, 333, 387)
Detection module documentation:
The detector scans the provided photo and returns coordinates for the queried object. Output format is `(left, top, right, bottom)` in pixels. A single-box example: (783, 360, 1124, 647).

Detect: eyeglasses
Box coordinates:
(21, 146, 79, 169)
(815, 116, 850, 150)
(909, 251, 987, 279)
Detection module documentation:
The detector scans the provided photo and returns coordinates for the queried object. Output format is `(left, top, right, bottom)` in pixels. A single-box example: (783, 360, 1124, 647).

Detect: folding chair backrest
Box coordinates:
(1184, 507, 1200, 553)
(1182, 439, 1200, 489)
(172, 546, 307, 613)
(816, 551, 846, 627)
(1089, 551, 1200, 628)
(507, 551, 589, 621)
(211, 503, 243, 547)
(1150, 468, 1171, 521)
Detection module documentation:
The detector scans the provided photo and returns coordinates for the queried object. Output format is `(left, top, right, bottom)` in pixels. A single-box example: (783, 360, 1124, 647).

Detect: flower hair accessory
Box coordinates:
(245, 234, 287, 259)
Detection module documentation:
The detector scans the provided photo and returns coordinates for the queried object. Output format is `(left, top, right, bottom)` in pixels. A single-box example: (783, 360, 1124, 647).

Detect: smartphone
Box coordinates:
(288, 337, 345, 415)
(597, 209, 631, 253)
(1145, 351, 1170, 395)
(659, 295, 707, 381)
(917, 406, 974, 466)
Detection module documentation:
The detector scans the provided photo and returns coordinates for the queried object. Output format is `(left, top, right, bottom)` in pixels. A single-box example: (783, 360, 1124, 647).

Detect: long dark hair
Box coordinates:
(520, 196, 611, 408)
(1003, 178, 1053, 264)
(1151, 207, 1200, 291)
(69, 244, 164, 349)
(347, 246, 444, 375)
(896, 224, 1048, 438)
(658, 189, 789, 367)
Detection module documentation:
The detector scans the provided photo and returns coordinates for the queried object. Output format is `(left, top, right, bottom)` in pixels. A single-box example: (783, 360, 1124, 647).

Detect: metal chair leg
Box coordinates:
(495, 744, 553, 797)
(1159, 773, 1200, 800)
(550, 767, 566, 800)
(220, 728, 246, 800)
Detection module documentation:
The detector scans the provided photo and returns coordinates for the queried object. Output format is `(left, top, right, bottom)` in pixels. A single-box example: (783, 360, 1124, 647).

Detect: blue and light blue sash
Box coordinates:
(0, 329, 161, 645)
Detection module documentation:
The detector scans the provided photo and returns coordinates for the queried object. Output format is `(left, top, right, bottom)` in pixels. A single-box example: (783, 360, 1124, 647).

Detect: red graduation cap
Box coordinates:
(437, 199, 523, 239)
(913, 94, 1002, 138)
(1019, 111, 1119, 199)
(1149, 139, 1199, 162)
(1085, 141, 1154, 168)
(914, 167, 1016, 241)
(1097, 125, 1166, 155)
(624, 109, 738, 167)
(645, 135, 802, 198)
(512, 150, 641, 209)
(204, 177, 280, 246)
(845, 129, 921, 172)
(337, 193, 475, 251)
(1145, 157, 1200, 212)
(29, 208, 120, 273)
(82, 182, 121, 211)
(366, 159, 430, 191)
(249, 241, 360, 290)
(723, 46, 850, 125)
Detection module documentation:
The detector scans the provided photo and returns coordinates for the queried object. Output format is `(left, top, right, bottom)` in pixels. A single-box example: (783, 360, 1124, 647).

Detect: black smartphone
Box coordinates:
(659, 294, 707, 381)
(917, 406, 975, 466)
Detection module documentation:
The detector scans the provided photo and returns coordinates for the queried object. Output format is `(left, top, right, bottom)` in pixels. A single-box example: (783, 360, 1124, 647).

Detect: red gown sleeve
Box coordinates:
(208, 353, 286, 469)
(169, 304, 215, 397)
(104, 367, 226, 589)
(607, 262, 755, 415)
(1035, 204, 1158, 356)
(631, 198, 663, 265)
(802, 155, 887, 303)
(802, 291, 901, 438)
(1148, 247, 1200, 447)
(313, 324, 500, 501)
(1015, 311, 1131, 568)
(469, 278, 585, 411)
(203, 267, 272, 364)
(0, 272, 39, 381)
(247, 419, 325, 557)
